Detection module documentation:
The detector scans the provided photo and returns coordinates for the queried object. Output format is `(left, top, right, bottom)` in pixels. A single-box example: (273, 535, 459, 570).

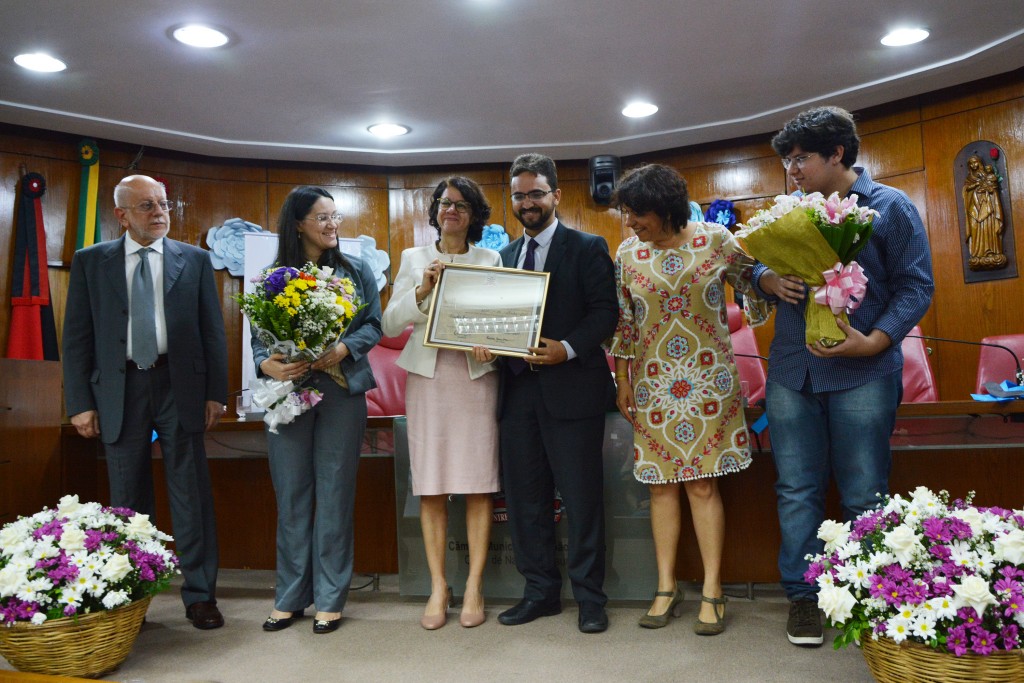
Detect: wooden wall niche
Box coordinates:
(954, 141, 1016, 282)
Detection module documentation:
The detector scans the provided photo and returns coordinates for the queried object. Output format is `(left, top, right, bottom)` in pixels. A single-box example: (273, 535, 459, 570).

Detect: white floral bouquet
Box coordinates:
(237, 262, 363, 432)
(806, 486, 1024, 656)
(0, 496, 178, 625)
(736, 191, 878, 346)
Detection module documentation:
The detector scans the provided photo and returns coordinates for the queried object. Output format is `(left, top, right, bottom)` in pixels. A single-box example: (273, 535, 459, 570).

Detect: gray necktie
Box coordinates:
(131, 247, 158, 368)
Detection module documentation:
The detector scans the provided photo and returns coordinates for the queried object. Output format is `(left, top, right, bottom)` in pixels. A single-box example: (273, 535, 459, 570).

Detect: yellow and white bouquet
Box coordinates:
(237, 262, 363, 431)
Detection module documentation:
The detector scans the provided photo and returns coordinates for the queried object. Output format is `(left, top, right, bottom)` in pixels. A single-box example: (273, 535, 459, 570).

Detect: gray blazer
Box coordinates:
(62, 236, 228, 444)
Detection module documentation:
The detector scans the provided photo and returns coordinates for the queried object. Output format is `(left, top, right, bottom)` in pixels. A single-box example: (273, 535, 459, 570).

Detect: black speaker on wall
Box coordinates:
(589, 155, 620, 205)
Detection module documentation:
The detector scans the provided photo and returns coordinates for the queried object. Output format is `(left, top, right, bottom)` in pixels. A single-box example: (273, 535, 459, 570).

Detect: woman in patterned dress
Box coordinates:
(609, 164, 770, 634)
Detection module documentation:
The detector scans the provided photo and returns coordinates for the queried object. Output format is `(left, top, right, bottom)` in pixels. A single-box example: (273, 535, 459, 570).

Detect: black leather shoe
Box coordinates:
(578, 601, 608, 633)
(185, 601, 225, 630)
(313, 617, 342, 634)
(497, 598, 561, 626)
(262, 609, 304, 632)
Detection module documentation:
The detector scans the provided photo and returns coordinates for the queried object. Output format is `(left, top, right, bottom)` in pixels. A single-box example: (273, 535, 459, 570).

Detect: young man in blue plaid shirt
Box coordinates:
(753, 107, 934, 646)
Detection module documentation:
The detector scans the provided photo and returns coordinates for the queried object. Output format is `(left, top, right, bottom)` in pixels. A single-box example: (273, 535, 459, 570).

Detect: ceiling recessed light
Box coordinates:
(172, 24, 230, 48)
(13, 53, 66, 73)
(368, 123, 410, 138)
(881, 28, 929, 47)
(622, 102, 658, 118)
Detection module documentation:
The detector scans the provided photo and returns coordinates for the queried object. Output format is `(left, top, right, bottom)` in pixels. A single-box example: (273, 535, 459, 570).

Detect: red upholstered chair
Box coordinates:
(365, 325, 413, 417)
(900, 326, 938, 402)
(975, 334, 1024, 393)
(726, 302, 767, 406)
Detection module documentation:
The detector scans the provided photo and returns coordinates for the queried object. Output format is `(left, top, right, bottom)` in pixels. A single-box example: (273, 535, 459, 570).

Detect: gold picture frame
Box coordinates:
(423, 263, 550, 358)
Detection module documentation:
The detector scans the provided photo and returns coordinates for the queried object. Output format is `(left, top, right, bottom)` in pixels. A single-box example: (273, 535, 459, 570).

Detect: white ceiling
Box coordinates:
(2, 1, 1023, 167)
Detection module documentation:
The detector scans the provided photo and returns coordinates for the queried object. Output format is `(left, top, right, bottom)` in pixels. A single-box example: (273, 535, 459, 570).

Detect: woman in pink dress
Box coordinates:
(382, 177, 501, 629)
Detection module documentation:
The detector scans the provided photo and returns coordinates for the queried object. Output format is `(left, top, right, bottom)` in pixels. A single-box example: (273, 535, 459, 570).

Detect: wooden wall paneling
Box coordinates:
(853, 100, 922, 136)
(921, 67, 1024, 122)
(921, 96, 1024, 399)
(175, 176, 270, 252)
(549, 178, 624, 250)
(59, 426, 101, 504)
(858, 125, 925, 178)
(0, 124, 84, 160)
(74, 434, 399, 572)
(0, 360, 61, 520)
(387, 187, 436, 261)
(678, 156, 786, 205)
(642, 134, 778, 170)
(337, 187, 390, 253)
(386, 166, 505, 191)
(266, 163, 387, 190)
(49, 268, 71, 370)
(479, 184, 508, 230)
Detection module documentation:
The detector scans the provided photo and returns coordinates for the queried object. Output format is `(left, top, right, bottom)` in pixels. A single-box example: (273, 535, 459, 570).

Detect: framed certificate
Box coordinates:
(423, 263, 550, 358)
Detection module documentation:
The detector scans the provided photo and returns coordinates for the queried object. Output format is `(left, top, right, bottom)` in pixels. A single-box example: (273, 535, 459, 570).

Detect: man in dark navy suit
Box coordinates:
(493, 154, 618, 633)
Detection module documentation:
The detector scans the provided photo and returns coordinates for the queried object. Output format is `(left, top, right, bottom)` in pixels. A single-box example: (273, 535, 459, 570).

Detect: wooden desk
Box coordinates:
(54, 401, 1024, 583)
(59, 416, 398, 574)
(701, 400, 1024, 583)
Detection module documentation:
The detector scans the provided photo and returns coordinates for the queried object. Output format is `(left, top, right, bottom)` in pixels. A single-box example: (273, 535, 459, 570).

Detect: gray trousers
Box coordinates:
(266, 372, 366, 613)
(105, 364, 219, 608)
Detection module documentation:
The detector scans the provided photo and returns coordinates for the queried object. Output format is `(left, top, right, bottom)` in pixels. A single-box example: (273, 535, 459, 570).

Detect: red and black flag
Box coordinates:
(7, 172, 59, 360)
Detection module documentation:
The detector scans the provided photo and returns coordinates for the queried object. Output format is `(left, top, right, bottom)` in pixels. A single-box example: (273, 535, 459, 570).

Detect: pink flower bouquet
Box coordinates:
(736, 192, 877, 346)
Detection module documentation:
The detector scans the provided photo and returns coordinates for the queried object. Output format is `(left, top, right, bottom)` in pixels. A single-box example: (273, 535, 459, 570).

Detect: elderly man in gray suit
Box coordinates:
(62, 175, 228, 629)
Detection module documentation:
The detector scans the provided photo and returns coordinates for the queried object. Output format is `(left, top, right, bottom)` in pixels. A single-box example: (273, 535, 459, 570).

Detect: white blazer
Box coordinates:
(382, 243, 502, 380)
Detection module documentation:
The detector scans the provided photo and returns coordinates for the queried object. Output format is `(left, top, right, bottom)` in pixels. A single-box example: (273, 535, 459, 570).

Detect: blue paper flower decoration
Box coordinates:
(478, 224, 509, 251)
(206, 218, 269, 276)
(357, 235, 391, 292)
(704, 199, 737, 229)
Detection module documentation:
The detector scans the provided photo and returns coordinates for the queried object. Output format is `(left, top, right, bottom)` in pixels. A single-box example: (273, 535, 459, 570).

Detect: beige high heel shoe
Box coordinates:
(459, 593, 486, 628)
(420, 586, 452, 630)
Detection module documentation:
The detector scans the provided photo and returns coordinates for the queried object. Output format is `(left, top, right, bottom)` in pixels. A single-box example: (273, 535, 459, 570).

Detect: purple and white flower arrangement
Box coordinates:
(0, 496, 178, 626)
(806, 486, 1024, 656)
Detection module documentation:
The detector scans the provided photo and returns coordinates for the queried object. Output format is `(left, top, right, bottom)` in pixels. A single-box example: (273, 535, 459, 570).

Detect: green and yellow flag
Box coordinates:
(75, 138, 102, 249)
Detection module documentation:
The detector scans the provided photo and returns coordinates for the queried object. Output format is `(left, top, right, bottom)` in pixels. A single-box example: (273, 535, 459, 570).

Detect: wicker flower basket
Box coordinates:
(0, 596, 151, 679)
(862, 635, 1024, 683)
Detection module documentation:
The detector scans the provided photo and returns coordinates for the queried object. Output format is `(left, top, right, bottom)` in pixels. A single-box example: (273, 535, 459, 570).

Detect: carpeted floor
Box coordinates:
(1, 570, 874, 682)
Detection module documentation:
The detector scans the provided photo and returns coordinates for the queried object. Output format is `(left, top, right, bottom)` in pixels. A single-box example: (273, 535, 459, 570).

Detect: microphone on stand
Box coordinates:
(905, 334, 1024, 386)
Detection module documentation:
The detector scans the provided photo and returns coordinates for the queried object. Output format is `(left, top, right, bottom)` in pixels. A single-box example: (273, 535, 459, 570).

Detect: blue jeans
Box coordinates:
(767, 373, 901, 600)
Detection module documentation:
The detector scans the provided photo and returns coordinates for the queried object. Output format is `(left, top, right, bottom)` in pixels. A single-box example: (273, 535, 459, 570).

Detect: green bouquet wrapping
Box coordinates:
(736, 192, 877, 346)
